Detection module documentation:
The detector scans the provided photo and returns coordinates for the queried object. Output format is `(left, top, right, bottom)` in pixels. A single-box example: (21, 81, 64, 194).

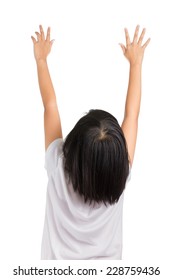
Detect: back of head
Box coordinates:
(63, 109, 130, 206)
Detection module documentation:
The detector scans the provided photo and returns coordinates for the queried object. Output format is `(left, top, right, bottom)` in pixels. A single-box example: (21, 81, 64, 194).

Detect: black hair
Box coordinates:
(63, 109, 130, 206)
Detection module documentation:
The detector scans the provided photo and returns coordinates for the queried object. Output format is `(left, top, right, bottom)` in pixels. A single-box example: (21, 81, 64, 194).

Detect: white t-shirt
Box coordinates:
(41, 138, 131, 260)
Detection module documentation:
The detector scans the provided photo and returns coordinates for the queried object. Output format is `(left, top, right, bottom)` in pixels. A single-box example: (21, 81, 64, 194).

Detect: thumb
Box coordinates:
(119, 43, 126, 54)
(31, 36, 37, 44)
(50, 39, 55, 47)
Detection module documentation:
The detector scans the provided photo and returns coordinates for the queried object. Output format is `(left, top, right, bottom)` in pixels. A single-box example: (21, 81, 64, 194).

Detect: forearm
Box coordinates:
(36, 59, 56, 108)
(124, 64, 142, 119)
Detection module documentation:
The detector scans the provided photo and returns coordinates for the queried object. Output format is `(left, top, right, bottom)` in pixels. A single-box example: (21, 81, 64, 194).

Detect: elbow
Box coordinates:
(44, 100, 58, 111)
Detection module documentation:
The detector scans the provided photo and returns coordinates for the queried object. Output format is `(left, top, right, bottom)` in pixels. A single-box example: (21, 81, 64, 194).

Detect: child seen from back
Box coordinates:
(31, 25, 150, 259)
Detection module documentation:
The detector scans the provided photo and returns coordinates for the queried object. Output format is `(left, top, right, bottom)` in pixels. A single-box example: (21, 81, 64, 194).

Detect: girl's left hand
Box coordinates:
(31, 25, 54, 62)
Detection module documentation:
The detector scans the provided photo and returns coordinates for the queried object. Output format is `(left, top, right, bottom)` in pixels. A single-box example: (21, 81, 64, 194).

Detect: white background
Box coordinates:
(0, 0, 173, 278)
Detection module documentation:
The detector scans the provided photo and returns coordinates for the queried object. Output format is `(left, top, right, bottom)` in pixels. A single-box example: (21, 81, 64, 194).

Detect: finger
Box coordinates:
(39, 25, 45, 40)
(124, 28, 131, 46)
(133, 25, 140, 43)
(50, 39, 55, 47)
(35, 31, 41, 41)
(142, 38, 151, 49)
(119, 43, 126, 54)
(31, 36, 37, 44)
(46, 27, 51, 41)
(138, 28, 146, 45)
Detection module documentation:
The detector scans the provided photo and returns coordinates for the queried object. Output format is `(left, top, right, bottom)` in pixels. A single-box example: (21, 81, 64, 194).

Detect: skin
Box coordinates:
(120, 25, 150, 166)
(31, 26, 62, 150)
(31, 25, 150, 165)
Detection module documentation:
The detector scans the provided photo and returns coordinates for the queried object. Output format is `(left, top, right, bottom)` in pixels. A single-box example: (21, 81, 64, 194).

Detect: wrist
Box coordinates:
(129, 57, 143, 68)
(36, 58, 48, 65)
(129, 61, 142, 69)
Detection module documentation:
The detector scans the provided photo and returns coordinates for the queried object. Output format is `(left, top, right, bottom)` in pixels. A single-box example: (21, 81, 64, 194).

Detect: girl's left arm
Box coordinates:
(31, 25, 62, 150)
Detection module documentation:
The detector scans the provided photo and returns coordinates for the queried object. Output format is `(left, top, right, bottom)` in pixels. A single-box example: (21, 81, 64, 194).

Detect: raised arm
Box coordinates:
(120, 25, 150, 166)
(31, 25, 62, 150)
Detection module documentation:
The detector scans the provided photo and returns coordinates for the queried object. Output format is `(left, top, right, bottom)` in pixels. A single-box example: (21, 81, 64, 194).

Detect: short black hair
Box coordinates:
(63, 109, 130, 206)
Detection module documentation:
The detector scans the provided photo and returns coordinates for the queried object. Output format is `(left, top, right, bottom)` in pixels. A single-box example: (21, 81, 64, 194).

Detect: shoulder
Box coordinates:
(46, 138, 63, 156)
(45, 138, 64, 175)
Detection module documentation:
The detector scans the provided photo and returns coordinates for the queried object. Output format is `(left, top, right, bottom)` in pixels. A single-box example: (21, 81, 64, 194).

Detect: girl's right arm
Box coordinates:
(120, 25, 150, 166)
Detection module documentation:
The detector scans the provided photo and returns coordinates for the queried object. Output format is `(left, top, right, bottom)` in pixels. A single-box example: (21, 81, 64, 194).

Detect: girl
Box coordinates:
(31, 25, 150, 259)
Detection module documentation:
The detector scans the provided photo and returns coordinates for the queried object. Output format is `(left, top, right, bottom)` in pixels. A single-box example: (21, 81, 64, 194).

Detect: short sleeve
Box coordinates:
(126, 164, 131, 183)
(44, 138, 63, 176)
